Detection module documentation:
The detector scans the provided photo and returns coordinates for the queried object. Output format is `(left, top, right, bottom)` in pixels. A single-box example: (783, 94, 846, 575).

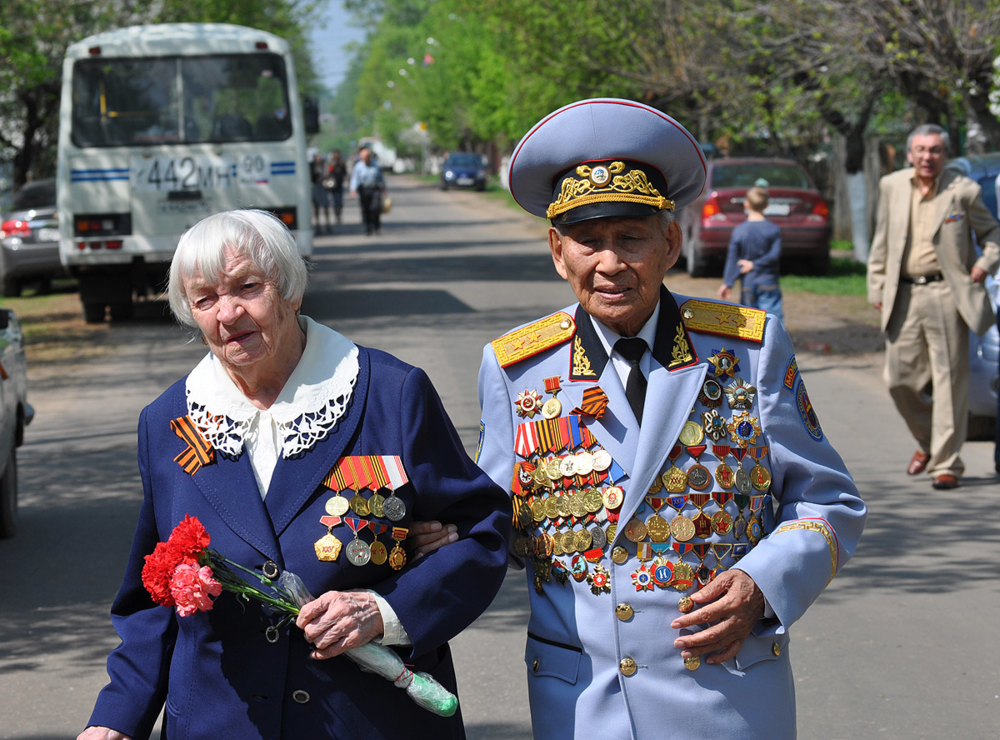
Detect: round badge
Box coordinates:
(652, 561, 674, 588)
(530, 499, 546, 523)
(346, 539, 371, 566)
(686, 464, 711, 490)
(349, 493, 371, 517)
(592, 449, 612, 472)
(559, 456, 577, 477)
(556, 494, 571, 518)
(325, 495, 350, 517)
(369, 540, 388, 566)
(684, 656, 701, 671)
(574, 452, 595, 475)
(624, 518, 647, 543)
(715, 462, 735, 489)
(382, 495, 406, 522)
(590, 525, 608, 550)
(670, 515, 695, 542)
(699, 379, 724, 408)
(678, 420, 705, 447)
(589, 165, 611, 186)
(583, 488, 604, 513)
(645, 514, 671, 543)
(541, 398, 562, 419)
(569, 494, 588, 519)
(711, 509, 734, 536)
(751, 463, 772, 491)
(603, 486, 624, 510)
(574, 528, 593, 552)
(369, 492, 386, 518)
(678, 595, 694, 613)
(544, 496, 561, 520)
(796, 379, 823, 440)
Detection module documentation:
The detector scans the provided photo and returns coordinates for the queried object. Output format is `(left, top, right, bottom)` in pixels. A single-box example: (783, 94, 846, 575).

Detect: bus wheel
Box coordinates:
(109, 301, 134, 321)
(83, 302, 107, 324)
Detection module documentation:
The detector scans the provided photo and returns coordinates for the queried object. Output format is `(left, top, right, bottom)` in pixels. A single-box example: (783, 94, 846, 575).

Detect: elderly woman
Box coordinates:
(78, 210, 510, 740)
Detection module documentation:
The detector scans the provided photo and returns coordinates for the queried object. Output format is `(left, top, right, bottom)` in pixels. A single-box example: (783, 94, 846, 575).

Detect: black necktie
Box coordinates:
(615, 337, 648, 425)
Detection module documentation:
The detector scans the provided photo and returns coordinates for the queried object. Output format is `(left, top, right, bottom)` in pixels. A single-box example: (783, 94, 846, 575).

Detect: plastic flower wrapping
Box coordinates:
(141, 515, 458, 717)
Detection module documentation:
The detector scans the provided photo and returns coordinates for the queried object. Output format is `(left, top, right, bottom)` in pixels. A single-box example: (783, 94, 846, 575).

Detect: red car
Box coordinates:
(679, 157, 831, 276)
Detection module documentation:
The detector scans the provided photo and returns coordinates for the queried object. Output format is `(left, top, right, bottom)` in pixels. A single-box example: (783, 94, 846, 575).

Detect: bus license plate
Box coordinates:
(131, 156, 235, 192)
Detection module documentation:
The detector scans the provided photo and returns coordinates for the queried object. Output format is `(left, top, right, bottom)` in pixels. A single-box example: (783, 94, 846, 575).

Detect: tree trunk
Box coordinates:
(831, 136, 852, 243)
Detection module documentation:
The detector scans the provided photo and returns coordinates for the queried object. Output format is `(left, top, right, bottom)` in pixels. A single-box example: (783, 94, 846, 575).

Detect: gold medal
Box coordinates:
(370, 491, 386, 518)
(670, 514, 695, 542)
(645, 514, 671, 543)
(711, 509, 734, 536)
(574, 527, 593, 552)
(530, 499, 546, 523)
(662, 466, 687, 494)
(715, 461, 735, 489)
(325, 494, 350, 517)
(606, 523, 618, 543)
(611, 545, 629, 564)
(544, 496, 561, 520)
(314, 532, 342, 562)
(349, 493, 371, 517)
(751, 463, 772, 491)
(546, 458, 563, 481)
(556, 494, 571, 518)
(672, 561, 695, 590)
(369, 539, 388, 566)
(678, 420, 704, 447)
(552, 533, 565, 557)
(389, 543, 407, 570)
(602, 486, 624, 510)
(624, 518, 647, 543)
(541, 398, 562, 419)
(569, 493, 588, 519)
(583, 488, 604, 513)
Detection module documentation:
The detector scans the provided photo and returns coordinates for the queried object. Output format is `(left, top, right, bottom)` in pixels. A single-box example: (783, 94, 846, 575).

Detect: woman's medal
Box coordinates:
(382, 490, 406, 522)
(369, 523, 389, 565)
(345, 518, 371, 566)
(389, 527, 408, 570)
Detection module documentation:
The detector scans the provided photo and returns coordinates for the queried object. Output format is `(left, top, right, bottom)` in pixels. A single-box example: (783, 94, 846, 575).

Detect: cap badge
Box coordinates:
(546, 160, 675, 220)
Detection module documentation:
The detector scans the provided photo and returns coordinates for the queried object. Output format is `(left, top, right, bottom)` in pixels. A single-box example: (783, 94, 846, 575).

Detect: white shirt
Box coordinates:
(590, 300, 661, 389)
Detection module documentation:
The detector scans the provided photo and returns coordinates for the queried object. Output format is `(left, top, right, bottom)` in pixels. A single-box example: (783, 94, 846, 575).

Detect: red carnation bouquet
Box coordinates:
(140, 515, 458, 717)
(141, 515, 299, 622)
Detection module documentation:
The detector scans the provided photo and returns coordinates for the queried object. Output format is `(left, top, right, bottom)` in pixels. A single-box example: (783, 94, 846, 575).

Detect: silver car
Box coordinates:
(0, 308, 32, 538)
(0, 178, 65, 297)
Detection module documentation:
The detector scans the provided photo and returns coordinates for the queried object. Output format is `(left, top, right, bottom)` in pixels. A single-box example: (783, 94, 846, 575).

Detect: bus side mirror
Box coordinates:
(304, 96, 320, 135)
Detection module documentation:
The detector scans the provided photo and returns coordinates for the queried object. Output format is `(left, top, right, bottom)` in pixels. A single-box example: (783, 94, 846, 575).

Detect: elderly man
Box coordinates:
(349, 146, 387, 236)
(867, 124, 1000, 489)
(474, 98, 866, 740)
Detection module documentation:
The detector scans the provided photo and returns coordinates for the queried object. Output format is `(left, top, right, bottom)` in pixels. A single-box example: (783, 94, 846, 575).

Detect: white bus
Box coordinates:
(57, 23, 318, 322)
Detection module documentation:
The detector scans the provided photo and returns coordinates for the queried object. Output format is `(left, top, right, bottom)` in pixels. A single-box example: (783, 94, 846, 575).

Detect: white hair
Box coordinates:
(167, 209, 308, 328)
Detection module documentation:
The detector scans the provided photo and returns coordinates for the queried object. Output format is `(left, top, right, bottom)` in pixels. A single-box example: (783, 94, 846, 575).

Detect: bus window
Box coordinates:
(71, 54, 292, 148)
(72, 58, 180, 147)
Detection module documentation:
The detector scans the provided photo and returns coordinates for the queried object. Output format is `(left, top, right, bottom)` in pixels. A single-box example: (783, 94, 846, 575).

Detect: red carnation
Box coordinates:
(167, 515, 211, 563)
(142, 541, 180, 607)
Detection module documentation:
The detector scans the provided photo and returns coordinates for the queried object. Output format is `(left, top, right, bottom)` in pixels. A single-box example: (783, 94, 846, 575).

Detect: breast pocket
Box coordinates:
(731, 626, 789, 674)
(525, 632, 582, 684)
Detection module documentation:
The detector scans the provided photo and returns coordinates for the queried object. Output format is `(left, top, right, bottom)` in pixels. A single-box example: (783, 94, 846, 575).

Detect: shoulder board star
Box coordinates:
(492, 312, 576, 368)
(679, 299, 765, 344)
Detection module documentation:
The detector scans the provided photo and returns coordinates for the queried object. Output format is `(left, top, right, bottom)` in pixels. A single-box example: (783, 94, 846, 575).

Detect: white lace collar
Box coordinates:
(185, 316, 360, 458)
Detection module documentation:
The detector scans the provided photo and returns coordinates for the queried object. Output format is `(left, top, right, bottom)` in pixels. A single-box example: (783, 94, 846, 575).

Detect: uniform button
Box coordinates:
(611, 546, 629, 564)
(615, 603, 634, 621)
(292, 689, 310, 704)
(262, 560, 280, 579)
(619, 657, 637, 676)
(772, 642, 781, 657)
(684, 656, 701, 671)
(532, 658, 539, 673)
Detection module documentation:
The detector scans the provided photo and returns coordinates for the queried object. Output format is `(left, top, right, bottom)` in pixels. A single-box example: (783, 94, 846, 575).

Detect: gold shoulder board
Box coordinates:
(492, 312, 576, 368)
(679, 299, 765, 344)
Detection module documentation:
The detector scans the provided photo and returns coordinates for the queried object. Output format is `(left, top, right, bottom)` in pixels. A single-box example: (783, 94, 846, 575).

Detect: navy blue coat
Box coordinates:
(88, 346, 511, 740)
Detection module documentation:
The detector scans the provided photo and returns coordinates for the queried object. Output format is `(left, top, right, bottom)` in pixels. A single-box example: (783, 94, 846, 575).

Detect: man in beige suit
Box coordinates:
(868, 123, 1000, 489)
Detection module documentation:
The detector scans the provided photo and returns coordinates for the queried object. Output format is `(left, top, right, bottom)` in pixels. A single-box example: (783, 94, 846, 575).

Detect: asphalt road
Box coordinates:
(1, 177, 998, 739)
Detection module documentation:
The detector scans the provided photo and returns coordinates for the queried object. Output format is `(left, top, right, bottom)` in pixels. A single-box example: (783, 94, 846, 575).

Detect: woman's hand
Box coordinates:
(77, 727, 131, 740)
(407, 520, 458, 560)
(296, 590, 385, 660)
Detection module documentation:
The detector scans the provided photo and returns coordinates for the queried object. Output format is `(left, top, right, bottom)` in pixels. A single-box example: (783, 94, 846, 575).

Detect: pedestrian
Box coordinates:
(470, 98, 866, 739)
(325, 149, 348, 226)
(310, 152, 332, 234)
(349, 146, 387, 236)
(75, 210, 510, 740)
(867, 123, 1000, 490)
(717, 186, 783, 323)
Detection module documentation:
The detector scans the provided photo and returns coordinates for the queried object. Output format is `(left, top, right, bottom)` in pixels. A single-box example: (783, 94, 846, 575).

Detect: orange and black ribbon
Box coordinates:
(170, 415, 214, 475)
(572, 386, 609, 419)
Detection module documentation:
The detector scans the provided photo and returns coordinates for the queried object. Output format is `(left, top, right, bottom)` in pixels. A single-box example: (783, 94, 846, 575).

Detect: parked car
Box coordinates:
(945, 153, 1000, 439)
(0, 307, 33, 538)
(679, 157, 832, 276)
(440, 152, 487, 191)
(0, 177, 65, 297)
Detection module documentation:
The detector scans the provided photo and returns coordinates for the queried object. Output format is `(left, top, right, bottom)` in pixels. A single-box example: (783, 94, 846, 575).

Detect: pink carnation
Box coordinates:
(170, 564, 222, 617)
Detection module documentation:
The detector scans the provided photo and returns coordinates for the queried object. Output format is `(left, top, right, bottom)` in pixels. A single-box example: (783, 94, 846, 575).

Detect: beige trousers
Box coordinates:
(884, 280, 969, 478)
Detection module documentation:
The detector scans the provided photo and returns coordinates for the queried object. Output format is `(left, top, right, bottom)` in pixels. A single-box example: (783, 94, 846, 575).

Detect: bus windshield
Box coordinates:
(71, 53, 292, 147)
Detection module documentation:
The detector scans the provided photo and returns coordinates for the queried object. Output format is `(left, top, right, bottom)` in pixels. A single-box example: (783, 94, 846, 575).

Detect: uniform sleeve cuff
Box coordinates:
(363, 589, 412, 646)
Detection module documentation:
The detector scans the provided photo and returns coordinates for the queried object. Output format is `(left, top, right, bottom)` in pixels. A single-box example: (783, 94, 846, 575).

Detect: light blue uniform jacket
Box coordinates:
(476, 288, 866, 740)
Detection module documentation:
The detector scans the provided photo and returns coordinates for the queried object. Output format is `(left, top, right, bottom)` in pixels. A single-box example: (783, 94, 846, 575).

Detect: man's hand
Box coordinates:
(971, 265, 988, 283)
(717, 285, 732, 301)
(737, 259, 754, 274)
(77, 727, 131, 740)
(296, 590, 384, 660)
(407, 520, 458, 560)
(670, 569, 765, 665)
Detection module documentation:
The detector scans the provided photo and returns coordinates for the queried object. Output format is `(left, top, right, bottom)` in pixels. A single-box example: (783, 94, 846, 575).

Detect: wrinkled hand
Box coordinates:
(77, 727, 131, 740)
(971, 265, 988, 283)
(407, 520, 458, 560)
(717, 285, 732, 301)
(670, 569, 764, 665)
(296, 590, 384, 660)
(737, 259, 754, 274)
(873, 302, 882, 312)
